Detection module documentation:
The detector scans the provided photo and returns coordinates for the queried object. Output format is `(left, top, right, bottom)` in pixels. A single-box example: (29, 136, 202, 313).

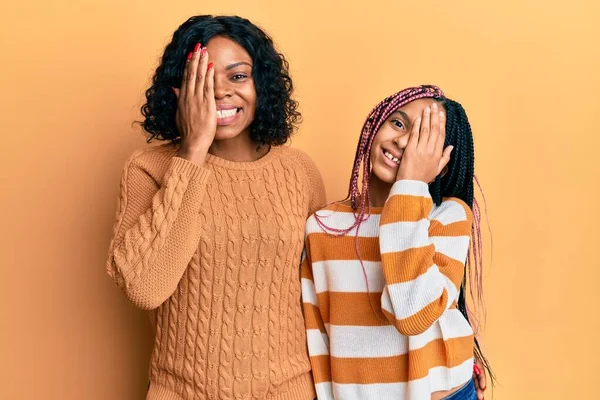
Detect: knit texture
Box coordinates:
(301, 180, 474, 400)
(106, 144, 325, 400)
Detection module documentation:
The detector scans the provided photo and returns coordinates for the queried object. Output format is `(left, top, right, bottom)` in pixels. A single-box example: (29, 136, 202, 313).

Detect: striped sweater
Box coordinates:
(301, 180, 475, 400)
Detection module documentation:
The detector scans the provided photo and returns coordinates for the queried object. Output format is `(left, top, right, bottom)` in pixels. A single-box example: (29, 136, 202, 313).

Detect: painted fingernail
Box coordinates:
(186, 52, 193, 61)
(208, 62, 213, 70)
(201, 47, 207, 57)
(194, 43, 201, 53)
(439, 111, 445, 118)
(425, 107, 431, 114)
(432, 103, 438, 110)
(473, 365, 481, 375)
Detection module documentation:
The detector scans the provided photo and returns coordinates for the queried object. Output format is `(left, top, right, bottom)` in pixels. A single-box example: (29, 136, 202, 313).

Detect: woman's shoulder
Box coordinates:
(121, 143, 178, 178)
(279, 146, 318, 171)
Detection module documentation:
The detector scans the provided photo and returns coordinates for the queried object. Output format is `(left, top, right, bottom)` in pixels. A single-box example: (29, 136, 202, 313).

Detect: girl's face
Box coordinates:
(369, 98, 444, 184)
(205, 36, 257, 141)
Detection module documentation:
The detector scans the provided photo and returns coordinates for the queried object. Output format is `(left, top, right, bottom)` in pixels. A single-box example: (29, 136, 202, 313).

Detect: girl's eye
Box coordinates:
(391, 119, 405, 129)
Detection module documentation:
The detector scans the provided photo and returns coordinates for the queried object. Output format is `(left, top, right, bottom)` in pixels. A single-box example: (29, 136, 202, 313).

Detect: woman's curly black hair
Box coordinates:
(140, 15, 300, 145)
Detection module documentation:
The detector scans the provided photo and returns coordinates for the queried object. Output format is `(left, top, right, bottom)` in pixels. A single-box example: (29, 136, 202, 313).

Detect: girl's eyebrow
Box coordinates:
(392, 110, 410, 122)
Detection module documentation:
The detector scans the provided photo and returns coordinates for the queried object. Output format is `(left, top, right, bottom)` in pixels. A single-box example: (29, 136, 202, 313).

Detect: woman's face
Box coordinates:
(369, 98, 443, 184)
(205, 36, 257, 141)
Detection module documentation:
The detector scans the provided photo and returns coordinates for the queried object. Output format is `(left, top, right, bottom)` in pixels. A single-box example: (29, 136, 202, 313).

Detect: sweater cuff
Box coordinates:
(389, 180, 431, 199)
(171, 157, 211, 184)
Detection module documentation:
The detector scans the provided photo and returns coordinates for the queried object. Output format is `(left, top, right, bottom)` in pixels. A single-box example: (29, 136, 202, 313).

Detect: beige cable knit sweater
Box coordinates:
(106, 143, 325, 400)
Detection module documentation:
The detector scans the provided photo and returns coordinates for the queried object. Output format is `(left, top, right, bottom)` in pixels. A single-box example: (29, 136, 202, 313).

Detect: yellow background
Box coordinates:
(1, 0, 598, 398)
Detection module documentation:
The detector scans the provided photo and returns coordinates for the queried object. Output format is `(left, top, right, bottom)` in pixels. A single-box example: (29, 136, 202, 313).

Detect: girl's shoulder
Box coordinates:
(433, 196, 474, 224)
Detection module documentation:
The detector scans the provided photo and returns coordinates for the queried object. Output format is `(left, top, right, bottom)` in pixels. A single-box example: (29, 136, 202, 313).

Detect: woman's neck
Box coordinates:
(208, 131, 269, 162)
(368, 173, 393, 207)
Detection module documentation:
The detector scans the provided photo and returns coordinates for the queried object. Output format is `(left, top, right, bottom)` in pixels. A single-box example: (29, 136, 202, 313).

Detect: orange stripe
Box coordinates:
(434, 252, 465, 289)
(380, 195, 432, 225)
(429, 220, 471, 236)
(326, 291, 389, 326)
(300, 259, 313, 280)
(310, 354, 332, 384)
(382, 289, 448, 336)
(308, 234, 380, 263)
(381, 246, 435, 284)
(330, 336, 474, 384)
(303, 303, 327, 332)
(315, 291, 331, 324)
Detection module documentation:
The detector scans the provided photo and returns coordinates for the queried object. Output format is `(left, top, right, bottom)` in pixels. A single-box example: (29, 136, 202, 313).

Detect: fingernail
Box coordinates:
(201, 47, 207, 57)
(473, 365, 481, 375)
(194, 43, 201, 53)
(482, 386, 487, 392)
(187, 52, 193, 61)
(208, 62, 213, 70)
(432, 103, 438, 110)
(425, 107, 431, 114)
(439, 111, 445, 118)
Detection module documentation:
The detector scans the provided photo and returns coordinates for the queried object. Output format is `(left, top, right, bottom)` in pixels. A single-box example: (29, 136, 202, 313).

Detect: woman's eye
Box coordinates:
(232, 74, 247, 80)
(391, 119, 405, 129)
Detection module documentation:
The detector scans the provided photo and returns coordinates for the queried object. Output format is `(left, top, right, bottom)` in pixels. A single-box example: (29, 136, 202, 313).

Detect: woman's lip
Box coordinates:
(217, 109, 242, 126)
(216, 104, 238, 110)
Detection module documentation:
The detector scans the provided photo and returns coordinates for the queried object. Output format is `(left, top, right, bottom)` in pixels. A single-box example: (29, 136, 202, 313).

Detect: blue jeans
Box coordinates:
(442, 379, 477, 400)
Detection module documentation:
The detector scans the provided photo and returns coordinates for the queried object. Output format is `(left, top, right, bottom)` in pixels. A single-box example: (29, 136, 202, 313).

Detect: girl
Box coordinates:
(106, 16, 325, 400)
(301, 85, 491, 400)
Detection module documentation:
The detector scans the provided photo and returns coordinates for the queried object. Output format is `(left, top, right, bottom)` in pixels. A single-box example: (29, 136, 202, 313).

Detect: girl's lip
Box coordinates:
(381, 148, 400, 168)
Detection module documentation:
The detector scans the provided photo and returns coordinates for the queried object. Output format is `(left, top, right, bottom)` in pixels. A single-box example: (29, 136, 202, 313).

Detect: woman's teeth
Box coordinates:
(217, 108, 238, 118)
(383, 150, 400, 165)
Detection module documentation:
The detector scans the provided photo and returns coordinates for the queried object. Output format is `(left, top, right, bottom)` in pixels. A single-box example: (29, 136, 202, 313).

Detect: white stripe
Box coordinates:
(333, 382, 406, 399)
(408, 357, 474, 397)
(301, 278, 318, 306)
(328, 308, 473, 358)
(306, 211, 380, 237)
(384, 264, 446, 320)
(329, 325, 407, 358)
(430, 199, 468, 225)
(379, 219, 431, 254)
(444, 274, 460, 304)
(330, 357, 473, 399)
(306, 328, 329, 356)
(432, 236, 470, 262)
(389, 180, 431, 198)
(315, 381, 334, 399)
(312, 260, 384, 294)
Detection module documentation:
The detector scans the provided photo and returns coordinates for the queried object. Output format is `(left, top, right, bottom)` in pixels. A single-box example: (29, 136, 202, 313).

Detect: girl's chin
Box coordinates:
(371, 168, 396, 185)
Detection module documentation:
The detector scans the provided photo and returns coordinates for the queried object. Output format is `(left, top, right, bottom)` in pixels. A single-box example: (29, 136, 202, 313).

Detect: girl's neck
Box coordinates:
(208, 130, 269, 162)
(368, 173, 393, 207)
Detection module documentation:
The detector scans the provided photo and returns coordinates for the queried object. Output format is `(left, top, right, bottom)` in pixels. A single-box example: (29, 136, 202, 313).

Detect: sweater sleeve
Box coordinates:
(287, 148, 327, 216)
(301, 241, 334, 400)
(378, 180, 472, 335)
(106, 154, 211, 310)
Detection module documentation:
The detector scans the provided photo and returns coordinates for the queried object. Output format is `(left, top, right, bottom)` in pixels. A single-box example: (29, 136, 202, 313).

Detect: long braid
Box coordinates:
(314, 85, 495, 385)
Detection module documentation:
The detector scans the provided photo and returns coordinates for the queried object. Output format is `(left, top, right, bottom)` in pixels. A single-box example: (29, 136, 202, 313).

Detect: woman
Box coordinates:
(106, 15, 325, 399)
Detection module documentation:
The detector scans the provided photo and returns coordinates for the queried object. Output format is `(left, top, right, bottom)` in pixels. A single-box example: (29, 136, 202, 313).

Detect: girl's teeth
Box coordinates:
(383, 150, 400, 165)
(217, 109, 238, 118)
